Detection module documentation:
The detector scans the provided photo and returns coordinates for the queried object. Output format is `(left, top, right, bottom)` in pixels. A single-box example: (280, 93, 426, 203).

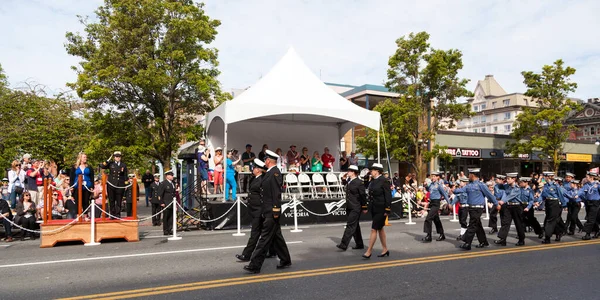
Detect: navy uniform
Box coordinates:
(101, 151, 128, 218)
(158, 170, 177, 235)
(520, 177, 543, 238)
(422, 171, 449, 242)
(563, 172, 575, 192)
(337, 165, 367, 250)
(496, 173, 526, 246)
(150, 174, 161, 226)
(450, 178, 469, 240)
(453, 170, 499, 250)
(540, 172, 567, 244)
(488, 174, 507, 234)
(238, 159, 275, 261)
(564, 180, 584, 235)
(124, 174, 135, 217)
(245, 150, 291, 274)
(582, 172, 600, 240)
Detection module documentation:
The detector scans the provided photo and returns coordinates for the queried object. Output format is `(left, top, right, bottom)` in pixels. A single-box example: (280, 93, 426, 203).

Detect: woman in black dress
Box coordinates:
(363, 163, 392, 258)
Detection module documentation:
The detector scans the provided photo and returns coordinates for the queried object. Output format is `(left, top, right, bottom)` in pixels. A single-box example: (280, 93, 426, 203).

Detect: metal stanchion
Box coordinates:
(85, 203, 100, 246)
(232, 196, 245, 236)
(484, 201, 490, 220)
(290, 195, 302, 233)
(450, 202, 458, 222)
(168, 200, 181, 241)
(406, 197, 416, 225)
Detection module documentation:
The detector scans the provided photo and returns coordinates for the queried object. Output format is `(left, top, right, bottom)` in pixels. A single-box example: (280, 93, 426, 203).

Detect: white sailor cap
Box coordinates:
(543, 171, 555, 176)
(253, 158, 266, 170)
(573, 180, 580, 184)
(430, 171, 441, 176)
(153, 173, 160, 178)
(520, 177, 532, 182)
(265, 149, 279, 160)
(459, 178, 469, 182)
(468, 168, 481, 174)
(113, 151, 122, 156)
(506, 173, 519, 178)
(164, 170, 174, 176)
(369, 163, 384, 171)
(565, 172, 575, 178)
(555, 176, 564, 182)
(587, 171, 598, 177)
(496, 174, 506, 179)
(348, 165, 360, 172)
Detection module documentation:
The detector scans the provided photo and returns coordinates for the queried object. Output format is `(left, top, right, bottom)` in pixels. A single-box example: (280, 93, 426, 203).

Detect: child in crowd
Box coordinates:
(1, 178, 9, 201)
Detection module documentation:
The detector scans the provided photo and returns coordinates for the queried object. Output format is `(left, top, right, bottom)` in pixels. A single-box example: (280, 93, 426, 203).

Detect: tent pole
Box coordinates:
(377, 130, 381, 164)
(223, 123, 228, 200)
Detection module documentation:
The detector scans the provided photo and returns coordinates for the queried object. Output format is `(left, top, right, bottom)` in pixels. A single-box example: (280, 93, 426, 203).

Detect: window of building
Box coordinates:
(591, 126, 596, 136)
(504, 112, 511, 120)
(493, 126, 498, 133)
(492, 102, 496, 109)
(493, 113, 498, 122)
(481, 128, 486, 133)
(503, 99, 510, 107)
(504, 124, 511, 132)
(584, 127, 589, 136)
(524, 98, 529, 106)
(481, 104, 487, 110)
(473, 129, 478, 133)
(473, 105, 479, 112)
(481, 115, 487, 123)
(473, 116, 479, 124)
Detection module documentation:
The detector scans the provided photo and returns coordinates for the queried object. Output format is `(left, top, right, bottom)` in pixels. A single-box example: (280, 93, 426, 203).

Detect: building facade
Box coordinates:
(454, 75, 537, 134)
(566, 98, 600, 142)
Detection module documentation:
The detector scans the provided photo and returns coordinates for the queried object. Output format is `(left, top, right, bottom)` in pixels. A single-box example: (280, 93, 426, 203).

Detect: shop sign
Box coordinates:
(445, 147, 481, 158)
(566, 153, 592, 163)
(503, 152, 530, 159)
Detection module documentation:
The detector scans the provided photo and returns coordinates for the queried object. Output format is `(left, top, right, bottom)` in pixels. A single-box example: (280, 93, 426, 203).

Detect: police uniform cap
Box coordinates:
(565, 172, 575, 178)
(506, 172, 519, 178)
(348, 165, 359, 173)
(369, 163, 384, 172)
(265, 149, 279, 160)
(496, 174, 506, 179)
(253, 158, 266, 170)
(113, 151, 122, 156)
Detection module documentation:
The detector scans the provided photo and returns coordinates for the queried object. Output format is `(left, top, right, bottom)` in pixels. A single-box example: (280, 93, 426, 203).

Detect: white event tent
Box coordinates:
(205, 48, 381, 196)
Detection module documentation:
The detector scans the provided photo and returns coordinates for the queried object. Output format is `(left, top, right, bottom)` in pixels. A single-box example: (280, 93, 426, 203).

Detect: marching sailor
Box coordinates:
(520, 177, 543, 238)
(422, 171, 449, 242)
(337, 165, 367, 251)
(564, 179, 584, 235)
(582, 171, 600, 240)
(496, 173, 526, 246)
(450, 178, 469, 241)
(540, 171, 567, 244)
(488, 174, 507, 234)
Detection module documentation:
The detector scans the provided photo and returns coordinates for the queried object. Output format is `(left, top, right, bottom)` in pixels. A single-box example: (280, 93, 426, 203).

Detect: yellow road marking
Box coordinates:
(61, 240, 600, 300)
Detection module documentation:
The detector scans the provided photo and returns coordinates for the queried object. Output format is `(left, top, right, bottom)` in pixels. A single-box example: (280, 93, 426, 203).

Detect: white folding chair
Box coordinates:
(311, 173, 329, 199)
(298, 173, 313, 199)
(326, 173, 344, 198)
(284, 173, 302, 200)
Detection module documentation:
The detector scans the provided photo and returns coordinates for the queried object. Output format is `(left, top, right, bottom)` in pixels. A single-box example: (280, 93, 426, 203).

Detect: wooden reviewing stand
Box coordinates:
(40, 174, 139, 248)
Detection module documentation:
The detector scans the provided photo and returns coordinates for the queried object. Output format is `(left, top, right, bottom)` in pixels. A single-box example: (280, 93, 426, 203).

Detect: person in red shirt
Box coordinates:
(321, 147, 335, 172)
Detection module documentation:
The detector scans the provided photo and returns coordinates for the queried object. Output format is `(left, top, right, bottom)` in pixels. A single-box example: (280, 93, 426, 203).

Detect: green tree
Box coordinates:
(356, 32, 472, 182)
(506, 59, 580, 173)
(65, 0, 230, 170)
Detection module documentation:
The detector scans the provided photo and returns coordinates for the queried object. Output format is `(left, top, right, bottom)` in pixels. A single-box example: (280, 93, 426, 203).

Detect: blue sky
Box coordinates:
(1, 0, 598, 99)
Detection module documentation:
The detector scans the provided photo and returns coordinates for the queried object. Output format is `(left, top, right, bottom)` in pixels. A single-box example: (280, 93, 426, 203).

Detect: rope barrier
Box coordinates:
(93, 202, 173, 222)
(298, 201, 344, 217)
(176, 200, 238, 223)
(106, 181, 133, 189)
(2, 204, 92, 234)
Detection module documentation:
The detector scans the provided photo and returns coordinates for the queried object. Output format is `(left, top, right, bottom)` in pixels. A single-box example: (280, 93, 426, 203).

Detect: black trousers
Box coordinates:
(19, 217, 36, 236)
(489, 204, 506, 230)
(249, 217, 291, 270)
(163, 205, 173, 234)
(463, 208, 486, 245)
(565, 202, 584, 233)
(424, 200, 444, 235)
(339, 210, 364, 249)
(544, 200, 563, 238)
(583, 201, 600, 234)
(151, 203, 162, 225)
(107, 186, 124, 218)
(498, 205, 525, 241)
(242, 215, 276, 258)
(458, 206, 468, 229)
(522, 206, 543, 235)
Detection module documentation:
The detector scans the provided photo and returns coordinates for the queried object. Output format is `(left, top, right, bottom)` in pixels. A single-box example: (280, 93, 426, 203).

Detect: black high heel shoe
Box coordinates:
(377, 251, 390, 257)
(362, 253, 371, 259)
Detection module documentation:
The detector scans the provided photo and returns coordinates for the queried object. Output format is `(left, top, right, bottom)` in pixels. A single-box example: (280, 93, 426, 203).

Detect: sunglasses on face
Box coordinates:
(53, 194, 58, 196)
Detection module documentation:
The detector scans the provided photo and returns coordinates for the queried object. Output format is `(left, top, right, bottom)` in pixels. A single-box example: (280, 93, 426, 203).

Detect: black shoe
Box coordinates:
(266, 253, 277, 258)
(541, 239, 551, 244)
(582, 234, 591, 240)
(362, 253, 371, 259)
(594, 232, 600, 239)
(243, 265, 260, 274)
(578, 228, 583, 233)
(236, 254, 250, 262)
(475, 242, 489, 248)
(422, 235, 432, 243)
(555, 235, 562, 242)
(352, 245, 364, 250)
(276, 262, 292, 269)
(377, 251, 390, 257)
(436, 234, 446, 241)
(567, 231, 575, 236)
(460, 243, 471, 250)
(488, 229, 498, 234)
(494, 239, 506, 246)
(456, 235, 462, 241)
(538, 233, 544, 239)
(336, 244, 347, 251)
(515, 241, 525, 246)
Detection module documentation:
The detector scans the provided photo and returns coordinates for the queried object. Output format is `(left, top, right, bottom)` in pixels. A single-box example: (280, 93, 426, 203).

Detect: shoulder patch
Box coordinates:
(274, 173, 279, 177)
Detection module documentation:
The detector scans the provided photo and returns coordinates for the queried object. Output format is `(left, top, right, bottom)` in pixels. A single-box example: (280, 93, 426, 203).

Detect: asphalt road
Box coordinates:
(1, 205, 598, 300)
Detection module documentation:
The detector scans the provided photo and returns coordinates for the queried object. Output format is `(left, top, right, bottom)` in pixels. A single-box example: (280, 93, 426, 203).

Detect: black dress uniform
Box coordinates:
(101, 154, 128, 218)
(150, 177, 161, 226)
(246, 160, 292, 273)
(158, 177, 176, 235)
(367, 175, 392, 230)
(239, 173, 276, 260)
(124, 176, 134, 217)
(337, 175, 367, 250)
